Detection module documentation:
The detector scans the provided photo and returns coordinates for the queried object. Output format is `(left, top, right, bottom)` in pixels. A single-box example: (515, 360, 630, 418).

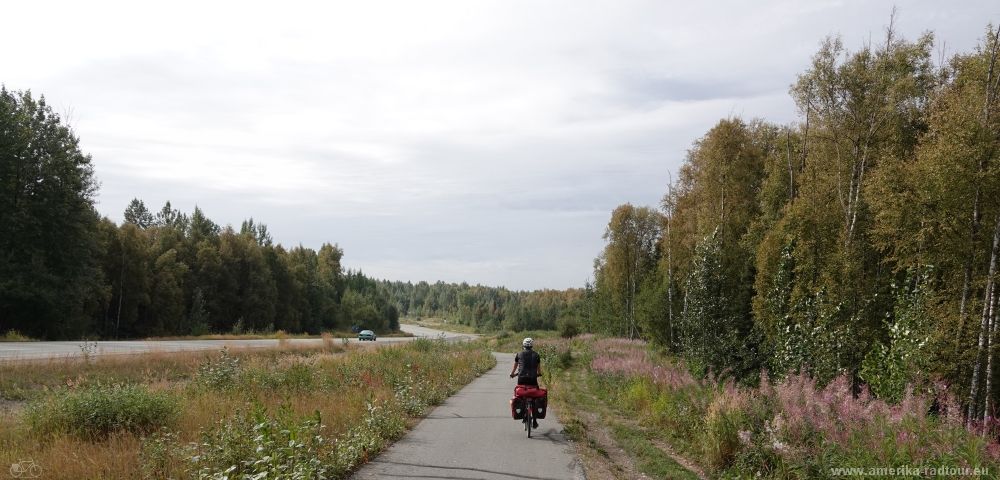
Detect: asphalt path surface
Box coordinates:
(0, 324, 472, 361)
(351, 352, 584, 480)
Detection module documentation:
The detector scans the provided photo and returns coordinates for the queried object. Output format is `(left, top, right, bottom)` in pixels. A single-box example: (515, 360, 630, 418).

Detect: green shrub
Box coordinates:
(140, 429, 184, 479)
(335, 400, 406, 471)
(558, 318, 580, 338)
(650, 390, 702, 440)
(701, 391, 747, 471)
(26, 383, 179, 439)
(194, 348, 242, 389)
(550, 346, 574, 370)
(2, 329, 32, 341)
(410, 337, 439, 353)
(188, 406, 334, 479)
(393, 376, 428, 415)
(859, 276, 932, 403)
(726, 392, 781, 476)
(278, 361, 317, 391)
(622, 378, 656, 413)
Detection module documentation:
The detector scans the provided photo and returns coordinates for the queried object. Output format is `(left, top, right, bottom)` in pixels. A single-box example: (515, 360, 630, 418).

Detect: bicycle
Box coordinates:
(522, 397, 535, 438)
(511, 382, 545, 438)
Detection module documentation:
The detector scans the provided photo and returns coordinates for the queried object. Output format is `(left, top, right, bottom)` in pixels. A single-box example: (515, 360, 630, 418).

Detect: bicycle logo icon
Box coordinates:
(9, 460, 41, 478)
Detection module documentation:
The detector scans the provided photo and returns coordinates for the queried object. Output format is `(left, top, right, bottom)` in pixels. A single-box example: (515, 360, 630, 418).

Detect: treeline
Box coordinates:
(94, 201, 399, 339)
(0, 87, 398, 340)
(589, 24, 1000, 423)
(380, 280, 585, 333)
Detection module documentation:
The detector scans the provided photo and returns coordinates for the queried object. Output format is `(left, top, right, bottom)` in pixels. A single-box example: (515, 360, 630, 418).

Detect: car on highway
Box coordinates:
(358, 329, 376, 341)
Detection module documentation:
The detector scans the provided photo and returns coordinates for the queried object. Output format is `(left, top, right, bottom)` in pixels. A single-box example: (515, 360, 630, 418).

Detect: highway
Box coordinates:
(0, 324, 473, 361)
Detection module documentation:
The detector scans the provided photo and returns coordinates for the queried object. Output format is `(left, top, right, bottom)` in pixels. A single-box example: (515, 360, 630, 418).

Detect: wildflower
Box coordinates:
(771, 439, 790, 454)
(738, 429, 752, 446)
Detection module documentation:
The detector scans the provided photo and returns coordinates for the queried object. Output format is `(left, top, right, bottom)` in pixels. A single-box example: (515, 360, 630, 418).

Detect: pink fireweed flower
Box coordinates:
(591, 349, 701, 391)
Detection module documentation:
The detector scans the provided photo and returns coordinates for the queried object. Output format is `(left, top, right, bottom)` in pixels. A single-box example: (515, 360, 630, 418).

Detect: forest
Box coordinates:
(380, 280, 585, 332)
(0, 87, 399, 339)
(588, 24, 1000, 423)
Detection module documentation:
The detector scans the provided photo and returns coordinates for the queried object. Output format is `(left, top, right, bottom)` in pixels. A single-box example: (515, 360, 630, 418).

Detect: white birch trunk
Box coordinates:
(969, 213, 1000, 424)
(984, 280, 999, 425)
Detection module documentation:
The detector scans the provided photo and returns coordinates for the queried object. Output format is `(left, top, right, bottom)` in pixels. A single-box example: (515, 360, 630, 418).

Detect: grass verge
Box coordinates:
(533, 334, 703, 479)
(610, 422, 701, 480)
(0, 342, 347, 401)
(548, 334, 1000, 479)
(0, 338, 494, 479)
(25, 383, 179, 439)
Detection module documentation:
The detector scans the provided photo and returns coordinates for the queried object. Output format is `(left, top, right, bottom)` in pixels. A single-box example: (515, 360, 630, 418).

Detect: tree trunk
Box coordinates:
(957, 189, 982, 353)
(984, 278, 1000, 424)
(969, 213, 1000, 425)
(630, 247, 637, 339)
(667, 218, 674, 348)
(665, 174, 676, 348)
(629, 222, 637, 340)
(801, 109, 810, 173)
(785, 128, 795, 201)
(115, 248, 126, 339)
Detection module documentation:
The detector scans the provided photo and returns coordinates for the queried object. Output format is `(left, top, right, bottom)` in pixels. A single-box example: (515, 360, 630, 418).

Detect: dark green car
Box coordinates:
(358, 330, 376, 341)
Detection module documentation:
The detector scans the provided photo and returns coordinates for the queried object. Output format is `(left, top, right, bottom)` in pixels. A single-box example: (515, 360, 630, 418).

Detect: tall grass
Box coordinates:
(0, 342, 347, 401)
(25, 383, 179, 439)
(582, 338, 1000, 477)
(0, 338, 495, 479)
(2, 329, 34, 341)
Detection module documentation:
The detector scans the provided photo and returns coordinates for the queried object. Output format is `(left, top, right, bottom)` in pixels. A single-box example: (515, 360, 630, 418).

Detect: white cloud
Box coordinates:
(3, 0, 997, 289)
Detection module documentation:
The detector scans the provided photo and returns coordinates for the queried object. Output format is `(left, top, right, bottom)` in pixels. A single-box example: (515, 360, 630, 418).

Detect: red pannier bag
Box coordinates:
(510, 396, 526, 419)
(512, 385, 548, 419)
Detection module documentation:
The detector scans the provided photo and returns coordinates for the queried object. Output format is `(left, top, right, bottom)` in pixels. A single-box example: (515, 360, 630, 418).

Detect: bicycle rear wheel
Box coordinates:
(526, 400, 533, 438)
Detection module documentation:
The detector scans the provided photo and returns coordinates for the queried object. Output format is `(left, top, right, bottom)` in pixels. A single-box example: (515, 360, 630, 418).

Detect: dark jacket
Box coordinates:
(515, 349, 541, 378)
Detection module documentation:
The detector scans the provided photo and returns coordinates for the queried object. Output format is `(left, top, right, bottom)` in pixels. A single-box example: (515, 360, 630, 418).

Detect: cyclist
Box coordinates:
(510, 337, 543, 428)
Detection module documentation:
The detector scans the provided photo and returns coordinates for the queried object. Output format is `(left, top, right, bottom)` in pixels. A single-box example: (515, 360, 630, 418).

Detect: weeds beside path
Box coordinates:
(0, 338, 495, 479)
(551, 334, 1000, 479)
(553, 359, 703, 480)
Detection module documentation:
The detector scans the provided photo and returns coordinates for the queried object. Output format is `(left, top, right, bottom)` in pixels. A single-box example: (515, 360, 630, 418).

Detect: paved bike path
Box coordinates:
(351, 352, 584, 480)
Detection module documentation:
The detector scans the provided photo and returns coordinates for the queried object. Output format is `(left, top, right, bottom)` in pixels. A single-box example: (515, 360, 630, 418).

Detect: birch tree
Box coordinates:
(594, 204, 662, 339)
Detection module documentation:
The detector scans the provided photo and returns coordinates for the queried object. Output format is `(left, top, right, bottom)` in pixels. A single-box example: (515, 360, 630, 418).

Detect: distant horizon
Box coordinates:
(5, 0, 996, 290)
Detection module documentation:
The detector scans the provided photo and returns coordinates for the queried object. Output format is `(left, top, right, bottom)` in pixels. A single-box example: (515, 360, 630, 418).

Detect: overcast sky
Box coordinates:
(2, 1, 997, 290)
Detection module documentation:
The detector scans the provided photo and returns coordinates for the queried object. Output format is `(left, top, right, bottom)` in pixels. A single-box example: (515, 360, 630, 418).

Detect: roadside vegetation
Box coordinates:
(0, 339, 494, 479)
(581, 24, 1000, 437)
(525, 334, 1000, 479)
(1, 330, 34, 342)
